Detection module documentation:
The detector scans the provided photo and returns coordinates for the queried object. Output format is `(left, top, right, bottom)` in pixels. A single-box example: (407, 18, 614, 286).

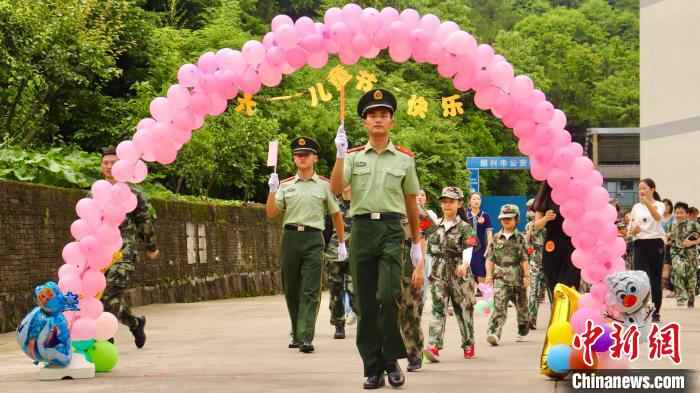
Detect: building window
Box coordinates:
(186, 222, 208, 264)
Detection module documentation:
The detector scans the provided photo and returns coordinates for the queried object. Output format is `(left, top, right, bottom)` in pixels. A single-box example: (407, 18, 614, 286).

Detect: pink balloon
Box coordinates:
(529, 159, 550, 181)
(197, 51, 219, 74)
(217, 48, 246, 74)
(513, 120, 536, 139)
(379, 7, 400, 25)
(572, 231, 597, 251)
(560, 199, 585, 221)
(111, 160, 134, 183)
(562, 217, 579, 237)
(237, 67, 261, 94)
(324, 7, 343, 26)
(116, 141, 141, 163)
(71, 317, 97, 341)
(436, 21, 459, 44)
(517, 138, 536, 156)
(271, 14, 293, 32)
(266, 46, 286, 67)
(571, 308, 604, 333)
(307, 51, 328, 69)
(491, 92, 513, 119)
(58, 264, 79, 280)
(586, 187, 611, 210)
(295, 16, 316, 36)
(474, 86, 500, 110)
(373, 27, 391, 49)
(63, 310, 78, 328)
(80, 296, 104, 319)
(338, 48, 360, 65)
(149, 97, 174, 122)
(571, 249, 593, 270)
(389, 41, 411, 63)
(510, 75, 534, 100)
(285, 47, 308, 68)
(299, 34, 324, 53)
(189, 89, 211, 117)
(275, 24, 298, 49)
(445, 31, 477, 56)
(533, 101, 555, 123)
(59, 274, 82, 295)
(96, 312, 119, 341)
(361, 8, 381, 35)
(259, 62, 282, 87)
(352, 34, 371, 54)
(437, 54, 460, 78)
(419, 13, 441, 32)
(177, 64, 200, 88)
(172, 110, 197, 131)
(342, 3, 363, 25)
(90, 180, 113, 205)
(453, 70, 474, 92)
(242, 40, 266, 65)
(490, 61, 514, 88)
(62, 242, 86, 267)
(552, 143, 580, 171)
(550, 109, 567, 129)
(570, 156, 595, 179)
(582, 263, 608, 284)
(400, 8, 420, 29)
(331, 22, 352, 43)
(587, 170, 604, 188)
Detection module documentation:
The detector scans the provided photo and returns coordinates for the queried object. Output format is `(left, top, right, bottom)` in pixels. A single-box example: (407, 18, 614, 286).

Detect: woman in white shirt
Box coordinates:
(628, 178, 665, 322)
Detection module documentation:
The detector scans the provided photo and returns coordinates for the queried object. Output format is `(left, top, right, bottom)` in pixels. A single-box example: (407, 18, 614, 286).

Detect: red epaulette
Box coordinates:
(347, 146, 365, 154)
(281, 176, 295, 183)
(395, 145, 415, 157)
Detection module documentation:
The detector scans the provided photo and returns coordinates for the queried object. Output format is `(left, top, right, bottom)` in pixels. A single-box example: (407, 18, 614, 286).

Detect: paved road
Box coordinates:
(1, 292, 697, 392)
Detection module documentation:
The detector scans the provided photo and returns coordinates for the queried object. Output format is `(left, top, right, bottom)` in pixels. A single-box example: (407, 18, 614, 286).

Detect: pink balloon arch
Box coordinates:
(57, 3, 625, 367)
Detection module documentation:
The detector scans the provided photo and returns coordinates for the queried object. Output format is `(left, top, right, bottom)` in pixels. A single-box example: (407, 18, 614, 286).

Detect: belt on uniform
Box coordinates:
(354, 212, 403, 221)
(284, 224, 321, 232)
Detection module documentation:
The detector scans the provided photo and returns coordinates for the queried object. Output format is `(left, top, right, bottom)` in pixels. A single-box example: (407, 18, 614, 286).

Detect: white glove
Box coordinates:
(462, 247, 473, 266)
(410, 242, 423, 267)
(335, 123, 348, 159)
(337, 241, 348, 261)
(268, 173, 279, 193)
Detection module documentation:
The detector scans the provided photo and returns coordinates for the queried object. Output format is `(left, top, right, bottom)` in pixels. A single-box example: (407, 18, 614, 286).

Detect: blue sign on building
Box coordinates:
(466, 156, 530, 170)
(469, 169, 480, 193)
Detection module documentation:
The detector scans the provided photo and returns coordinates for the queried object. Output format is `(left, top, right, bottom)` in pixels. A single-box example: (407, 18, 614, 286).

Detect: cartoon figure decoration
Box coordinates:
(16, 282, 79, 367)
(605, 270, 654, 338)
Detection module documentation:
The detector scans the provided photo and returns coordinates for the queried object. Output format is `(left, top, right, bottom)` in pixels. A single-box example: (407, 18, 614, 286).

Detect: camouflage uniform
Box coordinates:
(486, 205, 529, 340)
(525, 221, 546, 328)
(399, 221, 425, 362)
(426, 216, 477, 349)
(324, 199, 355, 326)
(102, 185, 157, 330)
(669, 219, 700, 304)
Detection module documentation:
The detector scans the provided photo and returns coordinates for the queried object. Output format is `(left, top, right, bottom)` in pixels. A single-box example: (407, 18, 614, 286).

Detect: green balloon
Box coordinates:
(86, 341, 119, 372)
(72, 339, 95, 353)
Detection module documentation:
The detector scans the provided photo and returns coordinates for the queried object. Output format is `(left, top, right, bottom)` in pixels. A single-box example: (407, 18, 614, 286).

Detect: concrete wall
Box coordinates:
(640, 0, 700, 206)
(0, 181, 283, 333)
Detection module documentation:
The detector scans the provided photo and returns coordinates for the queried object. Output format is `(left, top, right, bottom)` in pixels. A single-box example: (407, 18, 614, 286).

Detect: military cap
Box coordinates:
(291, 136, 320, 155)
(498, 204, 520, 219)
(101, 146, 117, 157)
(357, 88, 397, 118)
(527, 198, 535, 208)
(439, 186, 464, 201)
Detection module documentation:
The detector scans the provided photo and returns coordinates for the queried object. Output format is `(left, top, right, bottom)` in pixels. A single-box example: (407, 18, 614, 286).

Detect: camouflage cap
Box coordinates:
(527, 198, 535, 208)
(439, 186, 464, 200)
(498, 204, 520, 219)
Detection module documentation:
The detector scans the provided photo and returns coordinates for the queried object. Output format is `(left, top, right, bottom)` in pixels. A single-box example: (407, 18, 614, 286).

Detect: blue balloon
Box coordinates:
(73, 339, 96, 353)
(16, 282, 79, 367)
(547, 344, 572, 374)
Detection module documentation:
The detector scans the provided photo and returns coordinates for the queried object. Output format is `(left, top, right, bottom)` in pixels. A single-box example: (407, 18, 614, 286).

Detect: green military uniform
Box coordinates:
(344, 89, 421, 378)
(102, 185, 156, 331)
(426, 187, 477, 351)
(525, 220, 546, 328)
(275, 137, 340, 347)
(486, 205, 529, 342)
(399, 218, 424, 365)
(324, 198, 355, 327)
(669, 219, 700, 305)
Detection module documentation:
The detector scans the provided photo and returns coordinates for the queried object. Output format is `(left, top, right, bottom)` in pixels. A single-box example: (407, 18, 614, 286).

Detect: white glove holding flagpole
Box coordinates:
(462, 247, 473, 266)
(335, 123, 348, 159)
(410, 242, 423, 267)
(268, 173, 279, 193)
(337, 241, 348, 261)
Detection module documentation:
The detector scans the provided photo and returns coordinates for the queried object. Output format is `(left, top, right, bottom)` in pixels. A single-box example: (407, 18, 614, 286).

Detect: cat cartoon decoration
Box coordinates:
(605, 270, 654, 340)
(16, 281, 95, 380)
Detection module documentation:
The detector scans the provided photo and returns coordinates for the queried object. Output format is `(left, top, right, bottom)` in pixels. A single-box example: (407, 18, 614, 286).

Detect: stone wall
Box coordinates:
(0, 180, 282, 333)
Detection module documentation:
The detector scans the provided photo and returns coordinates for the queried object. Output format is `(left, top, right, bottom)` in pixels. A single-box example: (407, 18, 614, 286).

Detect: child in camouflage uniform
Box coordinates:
(423, 187, 478, 362)
(669, 202, 700, 307)
(486, 204, 530, 346)
(525, 199, 546, 330)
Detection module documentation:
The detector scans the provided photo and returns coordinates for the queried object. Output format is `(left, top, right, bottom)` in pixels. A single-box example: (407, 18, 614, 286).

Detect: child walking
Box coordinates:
(423, 187, 478, 362)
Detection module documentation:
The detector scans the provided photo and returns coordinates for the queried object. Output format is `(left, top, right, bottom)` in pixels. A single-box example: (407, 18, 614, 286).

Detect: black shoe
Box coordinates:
(688, 297, 695, 308)
(363, 374, 385, 389)
(288, 339, 301, 349)
(130, 316, 146, 349)
(529, 322, 537, 330)
(107, 337, 115, 344)
(299, 341, 315, 353)
(406, 355, 422, 372)
(652, 313, 661, 323)
(518, 324, 530, 337)
(334, 324, 346, 339)
(385, 361, 405, 387)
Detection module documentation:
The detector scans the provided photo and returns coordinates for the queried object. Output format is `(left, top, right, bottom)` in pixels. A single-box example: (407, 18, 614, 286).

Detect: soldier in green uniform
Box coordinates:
(324, 185, 355, 339)
(524, 198, 547, 330)
(423, 187, 478, 363)
(485, 204, 530, 346)
(100, 147, 159, 348)
(266, 137, 345, 353)
(330, 89, 424, 390)
(398, 216, 425, 372)
(669, 202, 700, 307)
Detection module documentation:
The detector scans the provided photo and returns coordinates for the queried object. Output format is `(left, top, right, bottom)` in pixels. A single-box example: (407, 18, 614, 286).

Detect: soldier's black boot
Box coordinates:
(406, 355, 422, 372)
(130, 316, 146, 349)
(288, 339, 301, 349)
(385, 361, 405, 387)
(689, 296, 695, 308)
(363, 374, 385, 389)
(334, 323, 346, 339)
(299, 341, 315, 353)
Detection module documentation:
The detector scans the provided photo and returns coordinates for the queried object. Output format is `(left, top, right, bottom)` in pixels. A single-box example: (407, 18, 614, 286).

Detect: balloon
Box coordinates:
(569, 348, 598, 370)
(511, 75, 534, 100)
(339, 48, 360, 65)
(197, 51, 219, 74)
(389, 41, 412, 63)
(86, 341, 119, 372)
(399, 8, 420, 28)
(578, 293, 604, 311)
(307, 51, 328, 69)
(586, 187, 610, 211)
(590, 282, 608, 303)
(533, 101, 555, 123)
(259, 61, 282, 87)
(242, 40, 266, 65)
(285, 47, 308, 68)
(445, 31, 477, 56)
(111, 159, 134, 183)
(237, 67, 262, 94)
(453, 70, 474, 92)
(82, 269, 107, 298)
(71, 317, 97, 340)
(324, 7, 343, 26)
(547, 345, 572, 374)
(58, 273, 82, 295)
(490, 61, 514, 88)
(295, 16, 316, 36)
(70, 218, 95, 241)
(116, 141, 141, 163)
(570, 308, 604, 333)
(177, 64, 200, 87)
(379, 7, 400, 25)
(79, 297, 104, 320)
(352, 34, 371, 54)
(474, 86, 500, 110)
(62, 242, 86, 269)
(550, 109, 567, 130)
(592, 324, 614, 353)
(274, 24, 298, 49)
(271, 14, 293, 32)
(547, 321, 574, 345)
(75, 198, 101, 226)
(570, 156, 595, 179)
(72, 339, 95, 353)
(361, 8, 381, 35)
(96, 312, 119, 341)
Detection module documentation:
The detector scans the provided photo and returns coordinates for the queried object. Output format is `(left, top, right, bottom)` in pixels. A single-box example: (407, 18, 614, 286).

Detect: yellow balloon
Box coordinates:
(540, 283, 580, 379)
(547, 321, 574, 345)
